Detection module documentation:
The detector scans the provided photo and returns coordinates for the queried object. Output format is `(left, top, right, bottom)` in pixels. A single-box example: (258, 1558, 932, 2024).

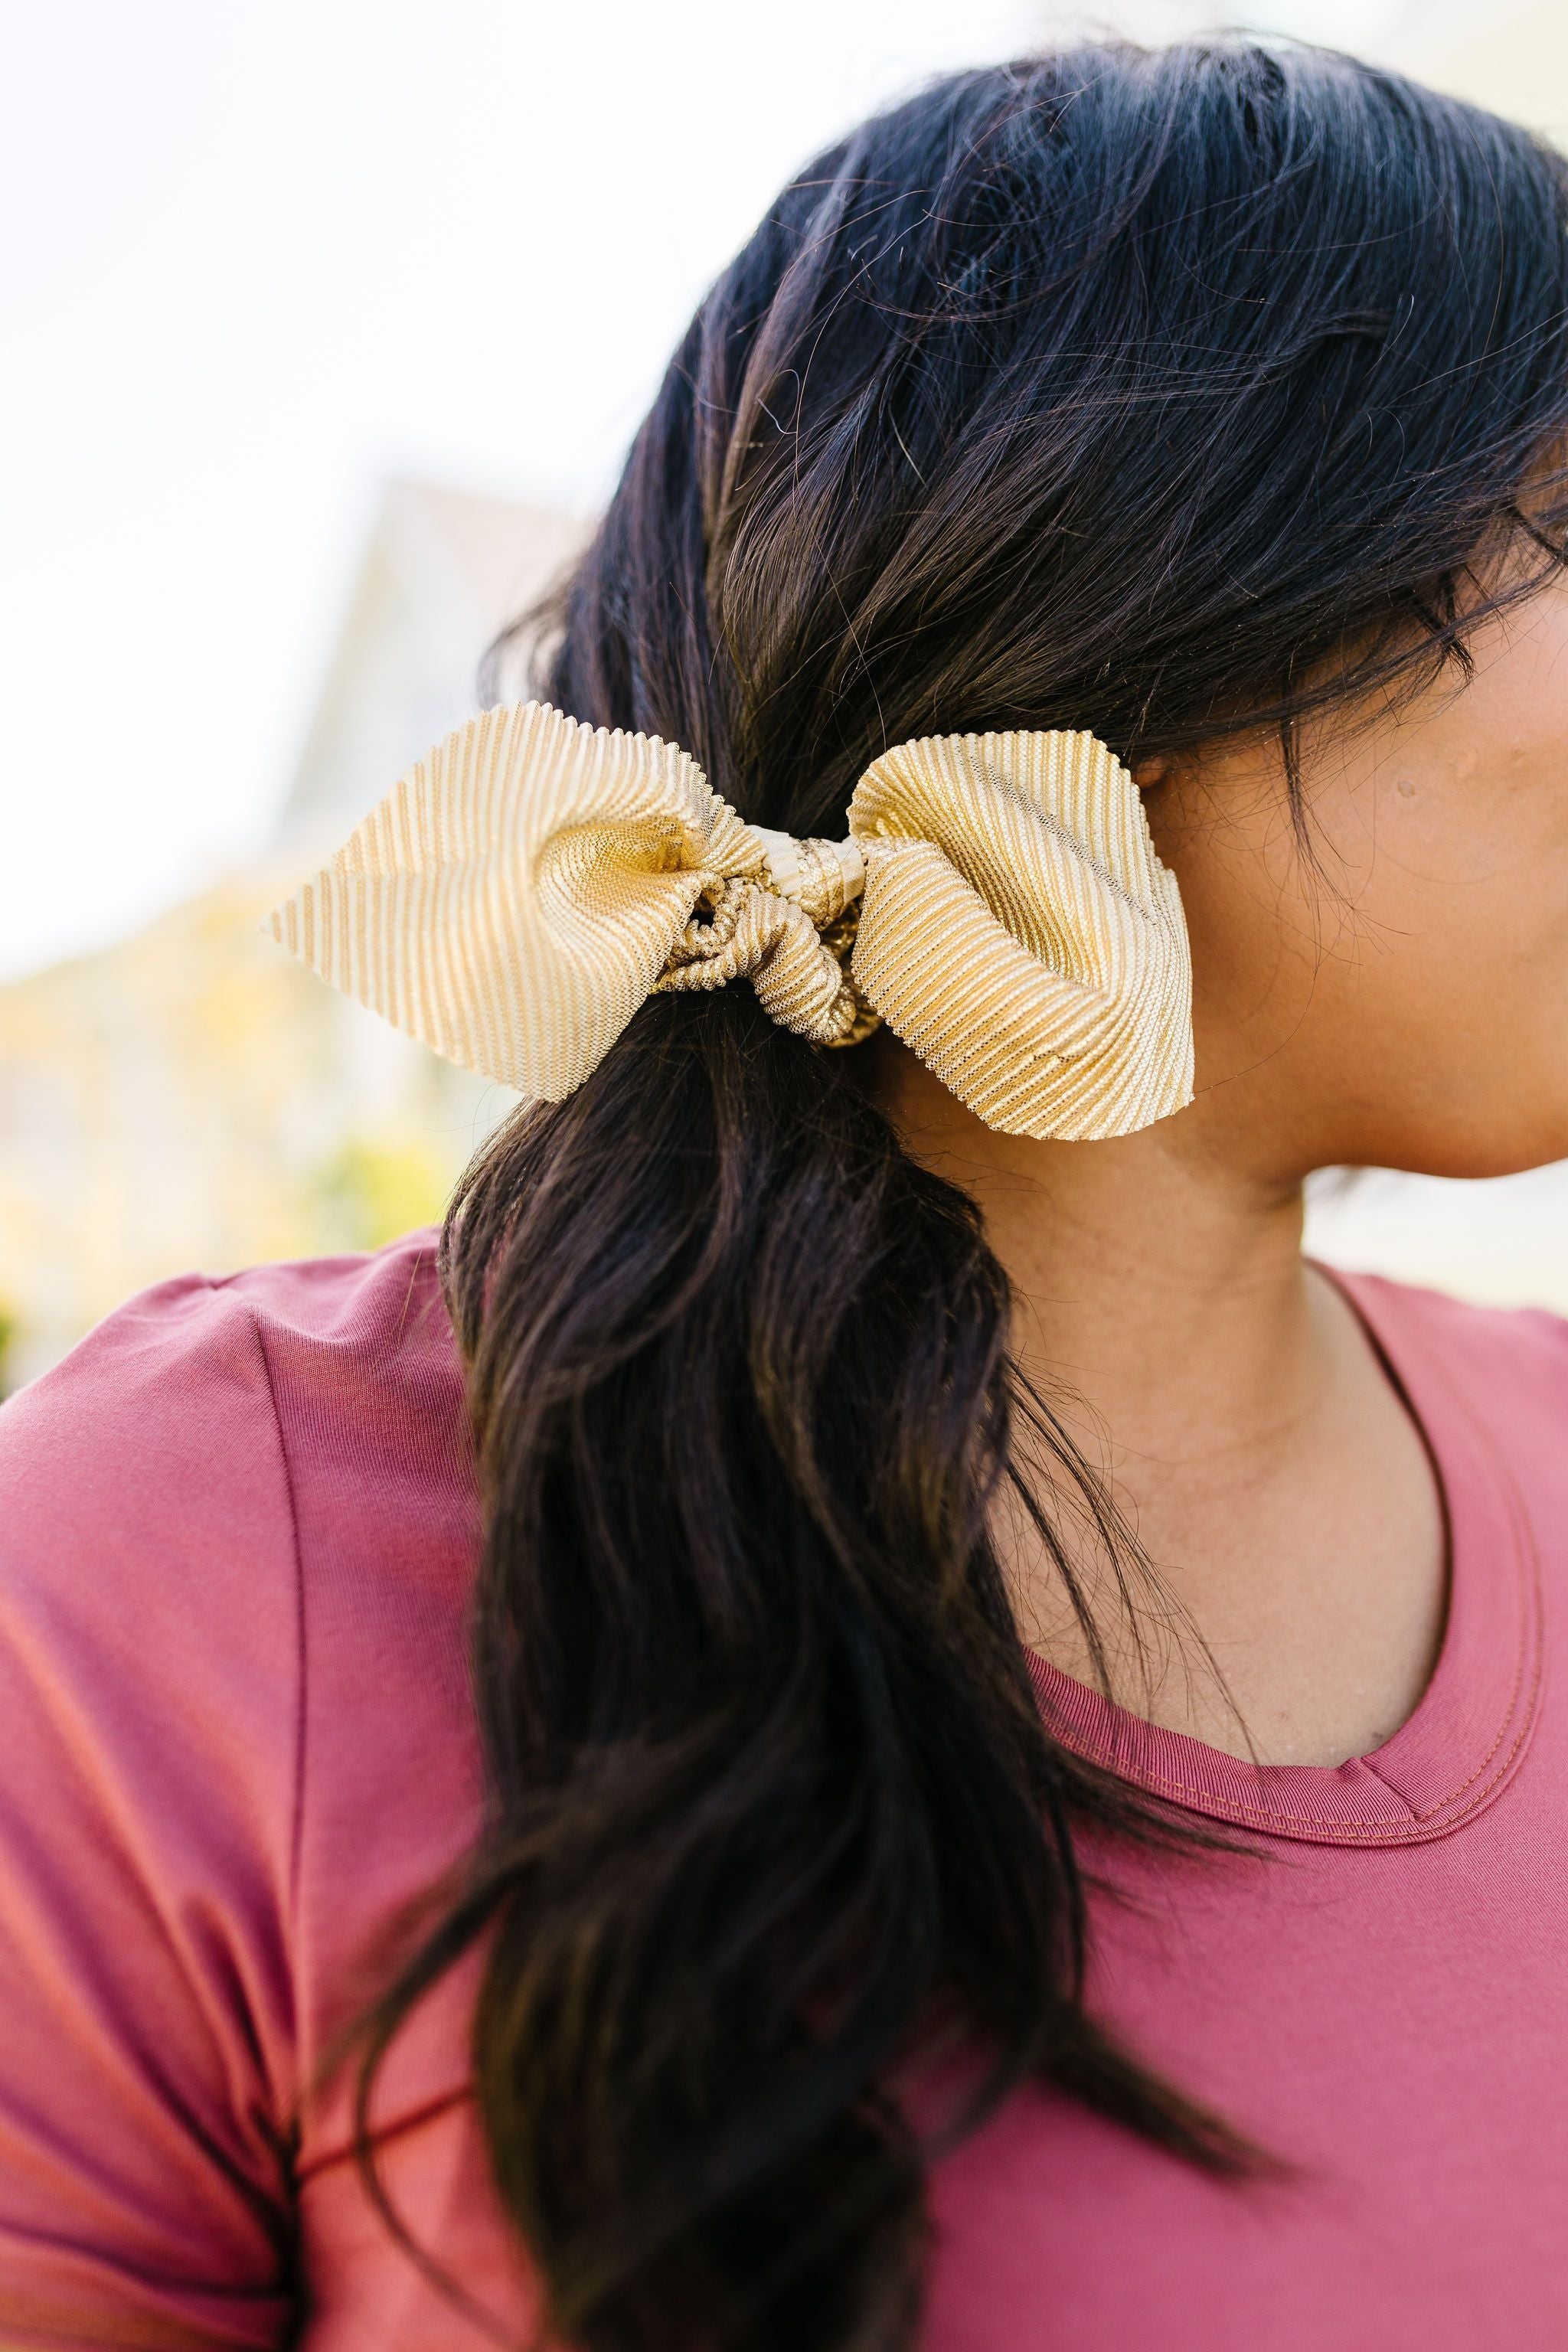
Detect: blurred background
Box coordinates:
(5, 0, 1568, 1391)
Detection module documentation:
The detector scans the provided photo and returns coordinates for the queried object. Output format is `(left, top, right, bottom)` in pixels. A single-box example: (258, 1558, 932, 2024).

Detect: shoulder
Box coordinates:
(0, 1229, 482, 2115)
(1329, 1263, 1568, 1389)
(0, 1224, 448, 1756)
(0, 1246, 462, 2314)
(0, 1237, 466, 2339)
(0, 1250, 304, 1715)
(0, 1228, 474, 1857)
(0, 1225, 467, 1611)
(1326, 1264, 1568, 1494)
(0, 1227, 475, 1736)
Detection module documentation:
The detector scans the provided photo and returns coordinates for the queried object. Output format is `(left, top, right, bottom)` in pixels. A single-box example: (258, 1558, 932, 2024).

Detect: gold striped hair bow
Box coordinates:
(269, 700, 1194, 1142)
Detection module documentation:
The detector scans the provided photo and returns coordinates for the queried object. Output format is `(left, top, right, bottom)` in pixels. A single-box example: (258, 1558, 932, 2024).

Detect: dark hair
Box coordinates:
(347, 40, 1568, 2351)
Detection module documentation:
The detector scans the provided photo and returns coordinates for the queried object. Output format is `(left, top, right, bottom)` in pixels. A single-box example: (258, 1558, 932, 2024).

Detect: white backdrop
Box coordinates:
(2, 0, 1378, 988)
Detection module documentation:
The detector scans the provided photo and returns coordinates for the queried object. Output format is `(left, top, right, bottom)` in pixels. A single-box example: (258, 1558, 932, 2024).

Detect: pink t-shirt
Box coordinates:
(0, 1230, 1562, 2349)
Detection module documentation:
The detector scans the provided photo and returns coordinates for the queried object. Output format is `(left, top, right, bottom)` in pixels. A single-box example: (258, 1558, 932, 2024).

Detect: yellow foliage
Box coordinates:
(312, 1135, 457, 1255)
(0, 865, 511, 1386)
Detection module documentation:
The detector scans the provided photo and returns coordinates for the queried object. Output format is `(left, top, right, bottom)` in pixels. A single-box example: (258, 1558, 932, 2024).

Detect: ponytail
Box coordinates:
(354, 985, 1241, 2350)
(347, 41, 1568, 2350)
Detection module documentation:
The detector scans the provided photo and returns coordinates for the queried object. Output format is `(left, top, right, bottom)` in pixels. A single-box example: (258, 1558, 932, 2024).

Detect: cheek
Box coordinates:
(1306, 781, 1568, 1174)
(1156, 579, 1568, 1178)
(1164, 770, 1568, 1178)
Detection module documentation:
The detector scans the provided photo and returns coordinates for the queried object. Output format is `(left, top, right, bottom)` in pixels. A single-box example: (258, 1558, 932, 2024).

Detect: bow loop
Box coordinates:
(267, 701, 861, 1099)
(655, 874, 862, 1044)
(848, 730, 1193, 1140)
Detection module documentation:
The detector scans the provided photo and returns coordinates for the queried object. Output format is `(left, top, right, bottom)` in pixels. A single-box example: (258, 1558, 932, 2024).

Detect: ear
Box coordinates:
(1130, 753, 1171, 791)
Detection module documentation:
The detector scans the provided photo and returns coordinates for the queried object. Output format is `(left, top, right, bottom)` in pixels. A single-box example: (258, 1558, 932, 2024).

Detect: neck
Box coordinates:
(876, 1034, 1317, 1489)
(870, 1035, 1446, 1764)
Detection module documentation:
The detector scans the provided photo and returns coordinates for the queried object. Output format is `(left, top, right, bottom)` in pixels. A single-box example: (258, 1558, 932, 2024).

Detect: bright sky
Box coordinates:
(3, 0, 1384, 982)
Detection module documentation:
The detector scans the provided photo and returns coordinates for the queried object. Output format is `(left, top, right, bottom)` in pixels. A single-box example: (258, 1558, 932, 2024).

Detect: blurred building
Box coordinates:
(277, 479, 586, 864)
(0, 482, 585, 1391)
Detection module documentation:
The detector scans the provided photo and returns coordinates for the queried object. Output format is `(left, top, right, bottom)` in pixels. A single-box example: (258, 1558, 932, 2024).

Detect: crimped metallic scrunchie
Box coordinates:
(269, 699, 1194, 1143)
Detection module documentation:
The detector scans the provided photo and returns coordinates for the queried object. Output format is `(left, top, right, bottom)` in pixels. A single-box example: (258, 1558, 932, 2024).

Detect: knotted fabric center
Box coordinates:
(654, 831, 871, 1047)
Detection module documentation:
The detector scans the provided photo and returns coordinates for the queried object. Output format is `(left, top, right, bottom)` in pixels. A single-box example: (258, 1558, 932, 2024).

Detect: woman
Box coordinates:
(3, 37, 1567, 2352)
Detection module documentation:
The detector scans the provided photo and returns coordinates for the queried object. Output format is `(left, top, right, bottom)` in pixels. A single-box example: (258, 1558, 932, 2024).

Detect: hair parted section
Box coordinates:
(345, 40, 1568, 2350)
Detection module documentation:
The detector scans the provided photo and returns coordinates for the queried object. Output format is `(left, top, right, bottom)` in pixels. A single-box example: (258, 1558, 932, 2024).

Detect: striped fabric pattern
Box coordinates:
(270, 701, 1194, 1141)
(849, 730, 1194, 1140)
(270, 702, 764, 1100)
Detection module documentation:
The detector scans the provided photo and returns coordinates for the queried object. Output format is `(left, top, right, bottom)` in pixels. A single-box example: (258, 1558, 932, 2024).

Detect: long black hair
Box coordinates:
(346, 41, 1568, 2351)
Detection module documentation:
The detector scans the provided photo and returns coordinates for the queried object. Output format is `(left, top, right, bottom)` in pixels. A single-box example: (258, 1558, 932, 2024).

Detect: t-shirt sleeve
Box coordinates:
(0, 1278, 302, 2350)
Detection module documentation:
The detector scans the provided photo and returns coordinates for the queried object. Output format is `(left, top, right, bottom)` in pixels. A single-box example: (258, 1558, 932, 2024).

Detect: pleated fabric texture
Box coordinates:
(269, 700, 1194, 1142)
(849, 729, 1194, 1139)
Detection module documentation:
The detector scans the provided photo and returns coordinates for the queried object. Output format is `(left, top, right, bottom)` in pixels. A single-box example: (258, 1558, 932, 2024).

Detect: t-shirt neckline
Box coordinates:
(1023, 1262, 1544, 1847)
